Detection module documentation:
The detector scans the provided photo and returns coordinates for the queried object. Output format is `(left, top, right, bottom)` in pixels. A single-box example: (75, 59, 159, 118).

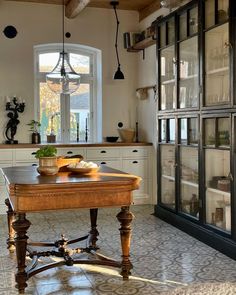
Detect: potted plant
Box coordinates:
(35, 145, 58, 175)
(27, 120, 41, 144)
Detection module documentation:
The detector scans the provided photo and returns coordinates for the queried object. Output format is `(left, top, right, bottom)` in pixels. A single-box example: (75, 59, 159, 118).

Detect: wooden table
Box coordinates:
(1, 165, 141, 294)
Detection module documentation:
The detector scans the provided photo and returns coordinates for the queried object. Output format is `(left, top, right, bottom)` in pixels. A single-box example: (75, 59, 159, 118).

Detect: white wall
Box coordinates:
(0, 1, 140, 143)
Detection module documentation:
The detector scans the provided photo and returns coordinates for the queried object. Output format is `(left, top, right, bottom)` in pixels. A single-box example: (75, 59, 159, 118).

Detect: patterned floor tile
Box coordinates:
(1, 205, 236, 295)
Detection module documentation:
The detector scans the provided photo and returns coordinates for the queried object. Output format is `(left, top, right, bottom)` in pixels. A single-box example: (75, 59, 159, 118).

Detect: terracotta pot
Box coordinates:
(37, 157, 58, 175)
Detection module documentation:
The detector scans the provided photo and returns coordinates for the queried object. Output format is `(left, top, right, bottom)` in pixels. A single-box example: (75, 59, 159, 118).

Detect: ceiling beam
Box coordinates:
(139, 0, 161, 22)
(65, 0, 90, 18)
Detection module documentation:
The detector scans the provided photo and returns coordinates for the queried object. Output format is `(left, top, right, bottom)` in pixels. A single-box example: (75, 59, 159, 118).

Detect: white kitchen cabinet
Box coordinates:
(0, 144, 153, 214)
(121, 147, 151, 205)
(86, 147, 121, 170)
(57, 147, 86, 158)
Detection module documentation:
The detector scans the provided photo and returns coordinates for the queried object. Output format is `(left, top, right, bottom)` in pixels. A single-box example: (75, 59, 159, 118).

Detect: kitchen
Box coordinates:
(1, 0, 236, 294)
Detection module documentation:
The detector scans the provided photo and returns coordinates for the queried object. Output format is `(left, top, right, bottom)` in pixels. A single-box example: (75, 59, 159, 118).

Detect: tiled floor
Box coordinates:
(1, 205, 236, 294)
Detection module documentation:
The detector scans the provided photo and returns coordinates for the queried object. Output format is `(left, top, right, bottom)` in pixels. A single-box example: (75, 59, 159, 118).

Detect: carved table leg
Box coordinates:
(12, 213, 31, 294)
(5, 198, 15, 252)
(116, 206, 134, 280)
(88, 208, 99, 249)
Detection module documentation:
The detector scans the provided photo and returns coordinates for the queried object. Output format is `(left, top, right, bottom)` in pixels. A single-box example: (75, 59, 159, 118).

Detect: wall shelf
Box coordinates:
(127, 36, 156, 59)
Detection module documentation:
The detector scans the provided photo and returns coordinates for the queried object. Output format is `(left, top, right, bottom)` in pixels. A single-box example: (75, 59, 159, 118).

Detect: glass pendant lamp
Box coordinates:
(46, 0, 80, 94)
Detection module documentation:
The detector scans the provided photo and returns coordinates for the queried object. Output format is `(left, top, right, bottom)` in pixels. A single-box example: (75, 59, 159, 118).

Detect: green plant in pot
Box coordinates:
(35, 145, 58, 175)
(27, 120, 41, 144)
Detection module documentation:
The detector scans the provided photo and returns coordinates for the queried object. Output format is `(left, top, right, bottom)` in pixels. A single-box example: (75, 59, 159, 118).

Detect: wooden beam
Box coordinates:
(65, 0, 90, 19)
(139, 0, 161, 22)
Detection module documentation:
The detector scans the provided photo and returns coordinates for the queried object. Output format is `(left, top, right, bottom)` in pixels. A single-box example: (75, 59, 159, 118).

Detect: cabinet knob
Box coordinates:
(100, 150, 106, 153)
(132, 161, 138, 164)
(31, 152, 36, 155)
(67, 151, 73, 154)
(132, 150, 138, 153)
(101, 161, 106, 164)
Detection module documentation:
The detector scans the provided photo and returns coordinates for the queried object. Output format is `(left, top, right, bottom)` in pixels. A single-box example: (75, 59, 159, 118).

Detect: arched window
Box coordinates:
(34, 44, 102, 143)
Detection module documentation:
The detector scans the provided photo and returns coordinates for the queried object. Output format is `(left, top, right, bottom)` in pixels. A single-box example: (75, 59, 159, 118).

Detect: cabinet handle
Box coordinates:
(132, 150, 138, 153)
(31, 152, 36, 155)
(100, 150, 106, 153)
(67, 151, 73, 154)
(32, 164, 37, 166)
(101, 161, 106, 164)
(132, 161, 138, 164)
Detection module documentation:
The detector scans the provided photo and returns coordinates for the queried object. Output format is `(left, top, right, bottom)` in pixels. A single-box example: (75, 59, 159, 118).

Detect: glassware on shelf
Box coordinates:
(205, 148, 231, 232)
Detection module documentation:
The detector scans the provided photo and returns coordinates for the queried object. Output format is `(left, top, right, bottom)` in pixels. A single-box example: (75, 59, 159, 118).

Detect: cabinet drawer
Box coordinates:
(122, 159, 148, 178)
(0, 150, 13, 161)
(121, 147, 148, 158)
(91, 160, 122, 171)
(15, 149, 39, 161)
(86, 148, 120, 159)
(57, 148, 85, 158)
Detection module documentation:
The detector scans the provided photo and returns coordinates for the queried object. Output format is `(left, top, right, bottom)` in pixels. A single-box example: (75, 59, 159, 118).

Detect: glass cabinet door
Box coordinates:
(205, 149, 231, 232)
(204, 116, 231, 232)
(204, 8, 229, 106)
(180, 147, 199, 217)
(179, 36, 198, 108)
(160, 46, 176, 110)
(160, 145, 176, 209)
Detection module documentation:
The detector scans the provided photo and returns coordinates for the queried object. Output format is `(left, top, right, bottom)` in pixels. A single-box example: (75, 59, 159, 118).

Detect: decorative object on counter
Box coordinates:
(35, 146, 58, 176)
(5, 96, 25, 144)
(106, 136, 119, 142)
(27, 120, 41, 144)
(118, 128, 135, 142)
(111, 1, 124, 79)
(46, 0, 80, 94)
(85, 117, 88, 142)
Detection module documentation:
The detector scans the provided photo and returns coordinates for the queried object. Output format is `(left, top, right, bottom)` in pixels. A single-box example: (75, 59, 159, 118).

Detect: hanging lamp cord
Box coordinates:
(113, 3, 121, 68)
(61, 0, 66, 76)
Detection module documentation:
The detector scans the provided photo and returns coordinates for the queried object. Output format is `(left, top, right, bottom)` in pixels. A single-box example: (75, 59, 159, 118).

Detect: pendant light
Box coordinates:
(46, 0, 80, 94)
(111, 1, 124, 80)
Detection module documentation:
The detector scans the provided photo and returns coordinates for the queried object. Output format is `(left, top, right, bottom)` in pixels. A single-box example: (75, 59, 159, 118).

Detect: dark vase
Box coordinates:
(32, 132, 41, 144)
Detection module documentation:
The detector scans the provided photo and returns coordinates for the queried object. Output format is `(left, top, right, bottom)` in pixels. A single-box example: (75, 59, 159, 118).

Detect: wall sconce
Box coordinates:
(110, 1, 124, 79)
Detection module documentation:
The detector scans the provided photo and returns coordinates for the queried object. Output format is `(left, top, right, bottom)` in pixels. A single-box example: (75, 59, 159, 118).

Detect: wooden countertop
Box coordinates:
(0, 142, 152, 149)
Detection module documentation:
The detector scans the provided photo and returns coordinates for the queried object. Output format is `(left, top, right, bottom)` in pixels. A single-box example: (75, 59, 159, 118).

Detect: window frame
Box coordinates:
(34, 43, 102, 143)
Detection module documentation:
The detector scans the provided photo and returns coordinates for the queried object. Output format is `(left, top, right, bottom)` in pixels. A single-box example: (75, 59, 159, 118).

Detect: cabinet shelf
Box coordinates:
(162, 79, 175, 85)
(181, 179, 198, 188)
(127, 36, 156, 52)
(207, 187, 230, 197)
(206, 67, 229, 75)
(180, 74, 198, 81)
(162, 174, 175, 181)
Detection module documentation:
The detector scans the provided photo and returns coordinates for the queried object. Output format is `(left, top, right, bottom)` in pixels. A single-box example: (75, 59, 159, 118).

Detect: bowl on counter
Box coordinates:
(106, 136, 119, 142)
(118, 128, 135, 142)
